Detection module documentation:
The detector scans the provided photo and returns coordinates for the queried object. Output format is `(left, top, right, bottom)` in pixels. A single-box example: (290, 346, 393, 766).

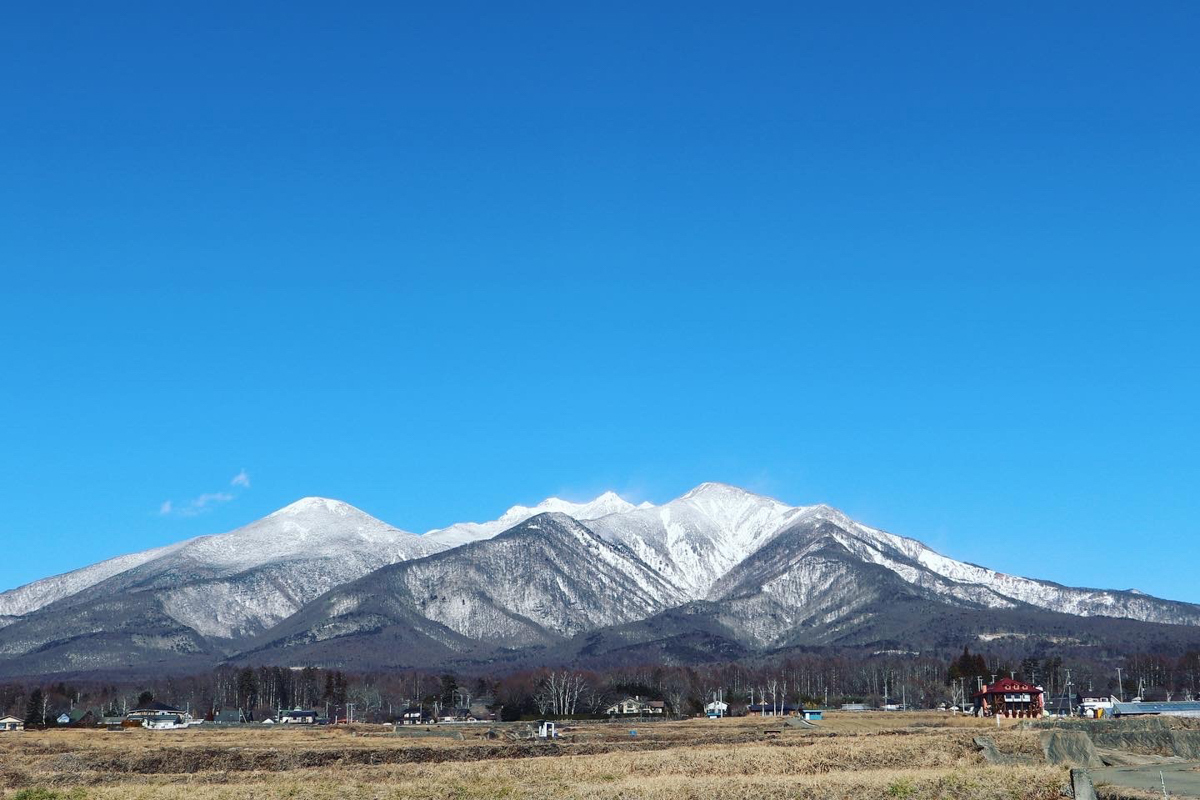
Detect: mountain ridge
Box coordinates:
(1, 483, 1197, 677)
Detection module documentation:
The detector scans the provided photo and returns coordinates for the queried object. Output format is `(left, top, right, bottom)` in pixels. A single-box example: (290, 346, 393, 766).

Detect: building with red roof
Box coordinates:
(971, 678, 1044, 718)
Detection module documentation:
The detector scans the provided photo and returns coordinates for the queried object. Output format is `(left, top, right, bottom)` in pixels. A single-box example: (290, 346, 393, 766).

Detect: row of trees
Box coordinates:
(4, 648, 1199, 723)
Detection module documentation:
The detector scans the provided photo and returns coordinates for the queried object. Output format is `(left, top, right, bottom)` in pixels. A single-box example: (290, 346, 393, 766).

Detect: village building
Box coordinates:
(704, 700, 729, 718)
(55, 709, 96, 727)
(280, 708, 320, 724)
(971, 678, 1045, 718)
(128, 701, 192, 729)
(604, 696, 665, 716)
(1112, 701, 1200, 718)
(439, 707, 478, 723)
(1078, 691, 1117, 718)
(400, 706, 430, 725)
(214, 708, 248, 724)
(0, 716, 24, 732)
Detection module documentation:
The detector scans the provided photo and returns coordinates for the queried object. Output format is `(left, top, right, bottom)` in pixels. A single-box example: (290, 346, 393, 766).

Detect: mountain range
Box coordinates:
(1, 483, 1197, 678)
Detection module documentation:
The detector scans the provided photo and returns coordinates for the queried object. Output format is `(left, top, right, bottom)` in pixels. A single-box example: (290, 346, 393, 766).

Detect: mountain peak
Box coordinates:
(270, 497, 356, 517)
(679, 482, 775, 504)
(502, 491, 639, 521)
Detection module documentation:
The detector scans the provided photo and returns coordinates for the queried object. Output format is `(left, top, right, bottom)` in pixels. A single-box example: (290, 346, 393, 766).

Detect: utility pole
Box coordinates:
(1117, 668, 1125, 702)
(1066, 670, 1074, 716)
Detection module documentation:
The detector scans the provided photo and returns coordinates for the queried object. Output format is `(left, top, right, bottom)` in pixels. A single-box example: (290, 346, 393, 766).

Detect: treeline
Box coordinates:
(4, 648, 1199, 724)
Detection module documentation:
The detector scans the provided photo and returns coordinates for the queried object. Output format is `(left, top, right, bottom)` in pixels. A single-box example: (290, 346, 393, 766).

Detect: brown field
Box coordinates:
(0, 712, 1074, 799)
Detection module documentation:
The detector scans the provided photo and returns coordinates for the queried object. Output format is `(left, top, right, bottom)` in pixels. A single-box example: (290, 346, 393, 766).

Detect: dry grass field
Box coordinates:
(0, 713, 1071, 800)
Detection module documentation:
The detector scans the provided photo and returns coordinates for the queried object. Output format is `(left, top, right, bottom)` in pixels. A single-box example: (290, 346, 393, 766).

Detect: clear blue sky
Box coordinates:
(2, 2, 1198, 602)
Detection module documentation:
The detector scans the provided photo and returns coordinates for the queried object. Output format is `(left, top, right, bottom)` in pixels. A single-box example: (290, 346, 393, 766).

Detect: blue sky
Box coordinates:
(2, 2, 1198, 602)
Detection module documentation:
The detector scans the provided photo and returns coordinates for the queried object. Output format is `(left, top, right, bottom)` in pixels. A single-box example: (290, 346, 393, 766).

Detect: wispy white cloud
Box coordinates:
(178, 492, 234, 517)
(159, 470, 252, 518)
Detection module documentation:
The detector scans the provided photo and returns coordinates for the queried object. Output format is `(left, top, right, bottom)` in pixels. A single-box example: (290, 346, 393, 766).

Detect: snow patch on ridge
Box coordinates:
(424, 491, 644, 547)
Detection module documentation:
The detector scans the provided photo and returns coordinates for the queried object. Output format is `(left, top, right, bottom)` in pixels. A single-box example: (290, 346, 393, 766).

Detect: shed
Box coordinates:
(0, 715, 24, 732)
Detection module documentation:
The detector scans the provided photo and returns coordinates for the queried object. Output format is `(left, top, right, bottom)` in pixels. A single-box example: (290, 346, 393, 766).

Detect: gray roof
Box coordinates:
(1113, 701, 1200, 715)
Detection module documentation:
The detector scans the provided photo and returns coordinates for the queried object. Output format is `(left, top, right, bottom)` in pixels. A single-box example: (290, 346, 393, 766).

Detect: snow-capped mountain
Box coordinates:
(2, 482, 1199, 677)
(424, 490, 649, 547)
(586, 482, 814, 599)
(0, 542, 186, 622)
(245, 512, 686, 668)
(0, 498, 445, 675)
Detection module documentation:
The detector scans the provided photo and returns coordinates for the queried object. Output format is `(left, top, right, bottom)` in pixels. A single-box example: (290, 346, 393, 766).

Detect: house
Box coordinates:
(604, 696, 665, 716)
(439, 707, 478, 723)
(280, 708, 319, 724)
(1044, 694, 1074, 717)
(1112, 701, 1200, 718)
(400, 706, 430, 725)
(56, 709, 95, 727)
(747, 703, 798, 717)
(214, 708, 247, 724)
(144, 714, 188, 730)
(971, 678, 1044, 718)
(128, 701, 193, 729)
(0, 716, 24, 732)
(705, 700, 729, 718)
(1077, 691, 1117, 718)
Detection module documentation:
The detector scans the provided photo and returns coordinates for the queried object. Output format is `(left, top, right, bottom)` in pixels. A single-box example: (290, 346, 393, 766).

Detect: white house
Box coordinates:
(128, 702, 194, 730)
(705, 700, 729, 718)
(604, 696, 665, 716)
(0, 716, 24, 732)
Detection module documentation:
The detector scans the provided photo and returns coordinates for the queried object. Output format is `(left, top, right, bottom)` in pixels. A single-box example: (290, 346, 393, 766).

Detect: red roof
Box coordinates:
(971, 678, 1042, 698)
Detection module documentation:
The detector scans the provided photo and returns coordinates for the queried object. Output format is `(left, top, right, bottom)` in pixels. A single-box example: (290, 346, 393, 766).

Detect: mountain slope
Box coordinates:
(0, 542, 186, 621)
(704, 508, 1200, 648)
(586, 483, 816, 599)
(245, 512, 687, 665)
(0, 498, 445, 676)
(423, 490, 647, 548)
